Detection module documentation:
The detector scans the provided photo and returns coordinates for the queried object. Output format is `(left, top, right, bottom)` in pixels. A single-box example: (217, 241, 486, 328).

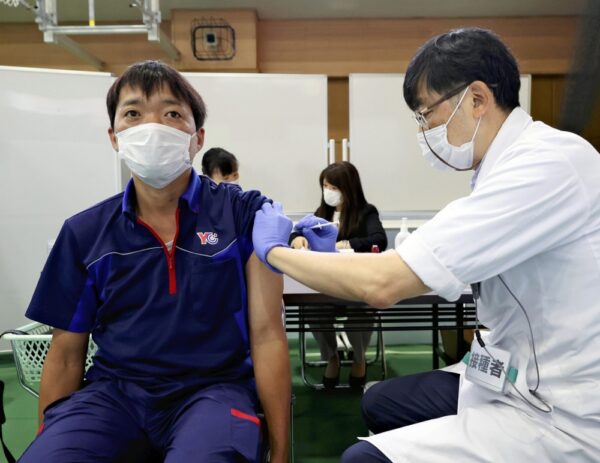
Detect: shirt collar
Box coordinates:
(180, 168, 201, 213)
(471, 107, 532, 189)
(122, 168, 202, 222)
(122, 179, 137, 222)
(470, 162, 482, 191)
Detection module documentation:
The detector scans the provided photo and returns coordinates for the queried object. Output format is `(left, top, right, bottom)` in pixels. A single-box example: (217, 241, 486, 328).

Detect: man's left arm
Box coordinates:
(246, 252, 290, 463)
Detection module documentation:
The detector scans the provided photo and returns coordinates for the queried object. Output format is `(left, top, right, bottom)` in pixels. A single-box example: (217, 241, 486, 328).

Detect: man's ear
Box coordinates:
(469, 80, 494, 118)
(108, 127, 118, 151)
(189, 127, 205, 164)
(195, 127, 205, 152)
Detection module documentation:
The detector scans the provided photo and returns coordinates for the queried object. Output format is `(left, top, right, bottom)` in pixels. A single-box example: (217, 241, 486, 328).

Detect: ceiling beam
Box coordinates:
(53, 35, 105, 70)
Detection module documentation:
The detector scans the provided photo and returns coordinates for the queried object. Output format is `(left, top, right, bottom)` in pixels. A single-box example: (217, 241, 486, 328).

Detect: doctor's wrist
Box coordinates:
(264, 243, 289, 273)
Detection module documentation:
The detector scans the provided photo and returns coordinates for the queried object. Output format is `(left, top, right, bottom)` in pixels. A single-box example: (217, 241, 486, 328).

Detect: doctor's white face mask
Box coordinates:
(416, 87, 481, 172)
(116, 123, 196, 189)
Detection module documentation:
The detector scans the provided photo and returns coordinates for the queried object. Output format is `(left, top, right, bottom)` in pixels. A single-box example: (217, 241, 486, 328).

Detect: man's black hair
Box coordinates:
(201, 147, 238, 177)
(404, 28, 521, 112)
(106, 60, 206, 129)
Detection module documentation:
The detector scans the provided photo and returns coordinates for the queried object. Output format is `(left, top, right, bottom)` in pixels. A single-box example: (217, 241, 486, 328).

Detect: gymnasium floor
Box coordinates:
(0, 340, 441, 463)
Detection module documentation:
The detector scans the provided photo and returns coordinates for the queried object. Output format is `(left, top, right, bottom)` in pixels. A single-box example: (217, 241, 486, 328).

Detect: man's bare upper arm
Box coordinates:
(245, 252, 284, 341)
(48, 328, 89, 366)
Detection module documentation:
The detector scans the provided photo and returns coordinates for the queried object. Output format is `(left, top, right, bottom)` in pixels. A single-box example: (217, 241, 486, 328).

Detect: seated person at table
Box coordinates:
(202, 146, 240, 184)
(290, 161, 387, 388)
(20, 60, 290, 463)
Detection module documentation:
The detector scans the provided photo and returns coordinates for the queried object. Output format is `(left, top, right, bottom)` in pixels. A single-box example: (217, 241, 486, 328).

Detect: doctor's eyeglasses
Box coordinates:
(413, 83, 470, 130)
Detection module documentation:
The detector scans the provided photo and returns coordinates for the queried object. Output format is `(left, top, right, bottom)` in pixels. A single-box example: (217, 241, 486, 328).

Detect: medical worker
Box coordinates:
(252, 28, 600, 462)
(21, 60, 290, 463)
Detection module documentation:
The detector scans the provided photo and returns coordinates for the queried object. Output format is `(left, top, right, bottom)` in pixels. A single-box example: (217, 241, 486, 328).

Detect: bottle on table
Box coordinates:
(394, 217, 411, 248)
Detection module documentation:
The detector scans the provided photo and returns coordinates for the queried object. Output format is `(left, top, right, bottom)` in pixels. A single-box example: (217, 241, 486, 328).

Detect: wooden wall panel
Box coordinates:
(0, 23, 177, 74)
(328, 77, 349, 161)
(170, 9, 257, 71)
(530, 76, 556, 126)
(258, 17, 578, 76)
(523, 75, 600, 151)
(0, 9, 258, 74)
(1, 15, 577, 76)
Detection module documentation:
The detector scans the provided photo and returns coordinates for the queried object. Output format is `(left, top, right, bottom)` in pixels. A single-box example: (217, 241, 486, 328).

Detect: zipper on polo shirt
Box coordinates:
(136, 208, 180, 295)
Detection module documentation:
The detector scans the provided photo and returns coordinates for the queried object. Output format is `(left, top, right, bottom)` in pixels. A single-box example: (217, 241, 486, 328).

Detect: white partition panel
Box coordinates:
(349, 74, 532, 213)
(0, 66, 118, 349)
(183, 73, 328, 214)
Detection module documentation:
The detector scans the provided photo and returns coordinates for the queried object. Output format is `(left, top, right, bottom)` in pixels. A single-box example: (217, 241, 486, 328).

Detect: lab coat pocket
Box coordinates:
(230, 407, 262, 462)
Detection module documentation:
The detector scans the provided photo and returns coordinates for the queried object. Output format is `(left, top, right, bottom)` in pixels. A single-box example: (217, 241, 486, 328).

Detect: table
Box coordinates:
(283, 277, 476, 388)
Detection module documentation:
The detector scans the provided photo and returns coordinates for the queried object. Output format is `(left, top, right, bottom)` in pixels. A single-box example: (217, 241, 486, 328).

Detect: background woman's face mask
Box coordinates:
(116, 123, 195, 189)
(416, 87, 481, 172)
(323, 187, 342, 207)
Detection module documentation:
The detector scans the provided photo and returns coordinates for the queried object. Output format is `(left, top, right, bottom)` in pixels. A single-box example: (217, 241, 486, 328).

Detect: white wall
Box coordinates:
(0, 66, 118, 349)
(349, 74, 531, 213)
(183, 73, 329, 215)
(0, 68, 329, 350)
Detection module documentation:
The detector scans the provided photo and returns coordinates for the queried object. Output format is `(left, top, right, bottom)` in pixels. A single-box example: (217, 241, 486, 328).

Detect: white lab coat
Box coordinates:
(363, 108, 600, 462)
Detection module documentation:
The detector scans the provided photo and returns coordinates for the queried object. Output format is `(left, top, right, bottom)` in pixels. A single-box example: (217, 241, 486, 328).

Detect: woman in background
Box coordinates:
(201, 147, 239, 184)
(290, 161, 387, 388)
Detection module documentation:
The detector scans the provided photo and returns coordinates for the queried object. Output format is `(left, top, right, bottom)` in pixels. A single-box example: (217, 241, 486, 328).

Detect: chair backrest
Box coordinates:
(6, 322, 96, 398)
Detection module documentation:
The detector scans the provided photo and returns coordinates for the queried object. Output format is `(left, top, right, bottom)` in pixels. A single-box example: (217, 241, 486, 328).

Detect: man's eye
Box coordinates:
(166, 111, 181, 118)
(124, 110, 139, 117)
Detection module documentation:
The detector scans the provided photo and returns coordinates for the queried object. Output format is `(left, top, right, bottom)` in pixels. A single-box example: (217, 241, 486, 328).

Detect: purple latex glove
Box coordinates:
(294, 215, 338, 253)
(253, 202, 292, 273)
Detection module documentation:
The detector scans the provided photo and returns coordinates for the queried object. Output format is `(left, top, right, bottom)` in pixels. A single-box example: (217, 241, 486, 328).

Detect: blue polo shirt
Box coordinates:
(26, 170, 269, 399)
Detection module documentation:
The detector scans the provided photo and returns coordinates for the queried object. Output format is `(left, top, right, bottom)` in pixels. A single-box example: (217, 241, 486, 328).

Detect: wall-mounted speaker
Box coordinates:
(190, 17, 236, 61)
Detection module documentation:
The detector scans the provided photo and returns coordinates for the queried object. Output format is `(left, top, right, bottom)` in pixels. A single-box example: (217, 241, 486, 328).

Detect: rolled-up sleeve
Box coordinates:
(398, 233, 466, 301)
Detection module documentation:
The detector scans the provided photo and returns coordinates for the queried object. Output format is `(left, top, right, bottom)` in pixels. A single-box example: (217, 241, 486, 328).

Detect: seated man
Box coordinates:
(20, 60, 290, 463)
(202, 147, 240, 184)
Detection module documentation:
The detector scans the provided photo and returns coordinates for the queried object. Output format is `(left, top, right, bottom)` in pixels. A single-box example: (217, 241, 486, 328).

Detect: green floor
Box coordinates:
(0, 340, 441, 463)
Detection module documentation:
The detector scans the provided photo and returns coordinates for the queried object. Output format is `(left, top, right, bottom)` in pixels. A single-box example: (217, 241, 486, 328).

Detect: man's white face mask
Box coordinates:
(416, 87, 481, 172)
(116, 123, 196, 189)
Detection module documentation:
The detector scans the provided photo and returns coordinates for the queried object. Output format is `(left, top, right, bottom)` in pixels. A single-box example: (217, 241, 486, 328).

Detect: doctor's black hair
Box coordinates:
(403, 28, 521, 112)
(201, 147, 239, 178)
(106, 60, 206, 130)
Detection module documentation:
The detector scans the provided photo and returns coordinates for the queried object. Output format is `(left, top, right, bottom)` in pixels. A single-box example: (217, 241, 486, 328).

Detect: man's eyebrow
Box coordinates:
(162, 98, 184, 106)
(119, 98, 142, 107)
(118, 97, 185, 107)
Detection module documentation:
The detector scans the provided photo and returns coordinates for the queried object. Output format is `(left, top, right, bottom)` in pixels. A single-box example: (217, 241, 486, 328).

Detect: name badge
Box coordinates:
(463, 343, 518, 394)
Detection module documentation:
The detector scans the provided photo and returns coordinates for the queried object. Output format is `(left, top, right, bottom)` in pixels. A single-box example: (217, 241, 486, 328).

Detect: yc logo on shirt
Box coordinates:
(197, 231, 219, 245)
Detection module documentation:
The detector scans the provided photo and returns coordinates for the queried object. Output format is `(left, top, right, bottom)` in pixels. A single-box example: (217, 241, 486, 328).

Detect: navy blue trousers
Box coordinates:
(19, 379, 262, 463)
(341, 370, 460, 463)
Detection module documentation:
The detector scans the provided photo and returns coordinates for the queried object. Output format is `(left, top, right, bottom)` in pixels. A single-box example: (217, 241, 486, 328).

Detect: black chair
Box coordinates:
(297, 306, 387, 390)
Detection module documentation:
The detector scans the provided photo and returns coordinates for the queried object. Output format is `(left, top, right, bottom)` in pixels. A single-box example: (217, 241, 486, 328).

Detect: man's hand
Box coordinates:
(253, 202, 292, 273)
(294, 215, 338, 253)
